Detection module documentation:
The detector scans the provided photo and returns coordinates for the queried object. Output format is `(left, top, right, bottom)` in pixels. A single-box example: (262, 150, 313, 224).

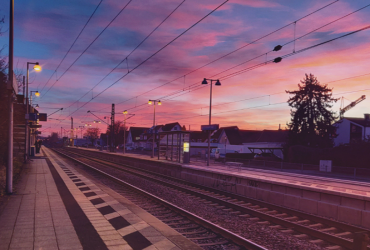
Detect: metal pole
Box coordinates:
(207, 82, 213, 166)
(123, 113, 126, 154)
(7, 0, 14, 194)
(152, 103, 156, 158)
(26, 63, 30, 157)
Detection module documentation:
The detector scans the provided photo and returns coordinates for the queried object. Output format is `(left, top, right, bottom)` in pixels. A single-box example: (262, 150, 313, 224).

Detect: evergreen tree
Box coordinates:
(286, 74, 338, 147)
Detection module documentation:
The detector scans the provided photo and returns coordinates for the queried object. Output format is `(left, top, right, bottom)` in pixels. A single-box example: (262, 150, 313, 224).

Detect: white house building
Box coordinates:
(334, 114, 370, 146)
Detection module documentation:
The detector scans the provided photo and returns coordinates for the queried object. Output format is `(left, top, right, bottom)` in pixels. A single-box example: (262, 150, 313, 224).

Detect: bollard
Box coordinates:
(353, 232, 369, 250)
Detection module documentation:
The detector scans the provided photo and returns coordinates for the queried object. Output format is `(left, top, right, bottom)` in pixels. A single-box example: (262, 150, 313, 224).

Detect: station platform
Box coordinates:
(72, 147, 370, 229)
(0, 147, 201, 250)
(76, 147, 370, 200)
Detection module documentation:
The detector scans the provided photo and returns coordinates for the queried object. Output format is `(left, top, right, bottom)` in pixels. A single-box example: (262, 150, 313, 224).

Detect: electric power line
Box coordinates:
(40, 0, 133, 98)
(37, 0, 103, 90)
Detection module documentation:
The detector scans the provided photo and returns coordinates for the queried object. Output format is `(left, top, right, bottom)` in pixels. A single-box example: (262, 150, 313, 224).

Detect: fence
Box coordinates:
(221, 157, 370, 179)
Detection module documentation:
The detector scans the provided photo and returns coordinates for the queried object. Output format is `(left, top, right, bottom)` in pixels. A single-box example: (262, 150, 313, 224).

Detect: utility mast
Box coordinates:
(111, 104, 115, 152)
(340, 95, 366, 118)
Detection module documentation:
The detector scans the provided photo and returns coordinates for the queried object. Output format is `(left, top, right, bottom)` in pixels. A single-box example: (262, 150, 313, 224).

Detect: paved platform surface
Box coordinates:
(77, 147, 370, 200)
(0, 147, 201, 250)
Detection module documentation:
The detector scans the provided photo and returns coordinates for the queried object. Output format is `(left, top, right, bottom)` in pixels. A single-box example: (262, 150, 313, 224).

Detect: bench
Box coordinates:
(225, 162, 243, 171)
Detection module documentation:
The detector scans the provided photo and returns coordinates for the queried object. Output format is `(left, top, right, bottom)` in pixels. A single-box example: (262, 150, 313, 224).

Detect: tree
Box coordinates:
(286, 74, 338, 148)
(84, 127, 100, 145)
(106, 120, 128, 147)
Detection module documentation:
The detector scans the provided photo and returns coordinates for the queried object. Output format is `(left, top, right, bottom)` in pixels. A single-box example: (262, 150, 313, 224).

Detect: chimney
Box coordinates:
(279, 124, 281, 130)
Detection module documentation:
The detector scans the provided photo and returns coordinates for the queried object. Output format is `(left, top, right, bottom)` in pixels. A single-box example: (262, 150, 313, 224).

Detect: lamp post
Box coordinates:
(79, 126, 85, 139)
(148, 100, 161, 158)
(25, 62, 41, 160)
(123, 110, 128, 154)
(30, 90, 40, 106)
(201, 78, 221, 166)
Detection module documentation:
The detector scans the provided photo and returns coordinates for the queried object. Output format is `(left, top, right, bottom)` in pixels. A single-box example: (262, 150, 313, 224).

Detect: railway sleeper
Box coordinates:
(294, 234, 309, 239)
(239, 214, 250, 218)
(265, 210, 278, 215)
(255, 207, 269, 212)
(334, 231, 353, 238)
(161, 217, 183, 222)
(308, 223, 323, 228)
(297, 219, 310, 224)
(284, 216, 299, 221)
(309, 239, 325, 246)
(280, 229, 295, 234)
(181, 229, 207, 235)
(172, 225, 200, 230)
(187, 234, 218, 240)
(197, 240, 229, 247)
(274, 213, 288, 218)
(222, 208, 233, 211)
(167, 221, 191, 226)
(325, 245, 342, 250)
(319, 227, 338, 233)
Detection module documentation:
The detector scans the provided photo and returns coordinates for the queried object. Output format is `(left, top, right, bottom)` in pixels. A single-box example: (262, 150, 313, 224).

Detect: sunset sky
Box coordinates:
(1, 0, 370, 136)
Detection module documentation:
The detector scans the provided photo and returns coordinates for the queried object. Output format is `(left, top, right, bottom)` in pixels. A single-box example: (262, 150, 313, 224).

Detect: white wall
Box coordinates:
(334, 119, 351, 146)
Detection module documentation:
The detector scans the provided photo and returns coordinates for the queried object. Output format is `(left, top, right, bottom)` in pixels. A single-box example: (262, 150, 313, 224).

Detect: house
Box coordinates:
(189, 131, 215, 156)
(146, 123, 182, 149)
(126, 127, 149, 148)
(334, 114, 370, 146)
(209, 126, 288, 158)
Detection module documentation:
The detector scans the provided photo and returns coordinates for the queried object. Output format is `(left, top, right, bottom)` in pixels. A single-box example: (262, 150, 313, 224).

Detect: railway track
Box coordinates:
(53, 147, 370, 250)
(51, 148, 265, 250)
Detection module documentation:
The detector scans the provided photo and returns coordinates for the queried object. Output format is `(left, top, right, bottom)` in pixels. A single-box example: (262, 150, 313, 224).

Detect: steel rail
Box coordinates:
(53, 148, 267, 250)
(63, 148, 370, 234)
(58, 148, 370, 249)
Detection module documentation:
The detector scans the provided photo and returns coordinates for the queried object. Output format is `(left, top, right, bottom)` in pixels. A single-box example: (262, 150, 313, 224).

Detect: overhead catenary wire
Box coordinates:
(60, 0, 230, 119)
(44, 0, 229, 133)
(158, 3, 370, 101)
(40, 0, 134, 98)
(46, 4, 370, 134)
(65, 0, 186, 111)
(37, 0, 103, 90)
(108, 0, 340, 109)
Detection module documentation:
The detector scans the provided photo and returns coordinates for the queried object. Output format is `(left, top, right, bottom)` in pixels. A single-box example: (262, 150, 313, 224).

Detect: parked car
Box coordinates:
(126, 146, 134, 151)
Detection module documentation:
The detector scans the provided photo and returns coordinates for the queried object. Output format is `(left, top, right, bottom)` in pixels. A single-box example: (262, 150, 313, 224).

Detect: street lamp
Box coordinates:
(148, 100, 161, 158)
(25, 62, 41, 160)
(79, 126, 85, 139)
(123, 110, 128, 154)
(30, 91, 40, 106)
(201, 78, 221, 166)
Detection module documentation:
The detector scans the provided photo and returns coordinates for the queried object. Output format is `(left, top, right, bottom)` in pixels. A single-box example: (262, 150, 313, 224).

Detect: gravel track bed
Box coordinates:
(70, 154, 325, 250)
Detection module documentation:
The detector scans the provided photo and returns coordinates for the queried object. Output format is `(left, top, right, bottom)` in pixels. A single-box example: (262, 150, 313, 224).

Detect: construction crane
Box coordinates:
(339, 95, 366, 118)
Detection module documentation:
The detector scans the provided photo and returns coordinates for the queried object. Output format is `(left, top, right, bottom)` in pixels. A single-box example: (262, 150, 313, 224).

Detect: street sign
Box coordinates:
(26, 113, 38, 121)
(39, 113, 47, 121)
(201, 124, 219, 131)
(320, 160, 332, 172)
